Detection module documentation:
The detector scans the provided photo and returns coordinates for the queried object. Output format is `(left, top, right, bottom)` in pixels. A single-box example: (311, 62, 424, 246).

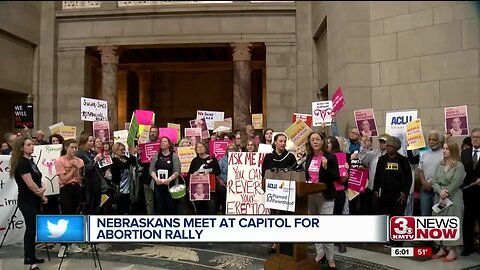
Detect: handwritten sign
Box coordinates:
(312, 101, 333, 126)
(197, 110, 224, 130)
(32, 144, 62, 196)
(210, 140, 231, 160)
(226, 152, 268, 215)
(139, 142, 160, 164)
(81, 97, 108, 122)
(406, 119, 426, 150)
(14, 103, 34, 128)
(178, 146, 196, 173)
(284, 120, 312, 147)
(293, 113, 312, 127)
(348, 168, 369, 193)
(331, 87, 345, 113)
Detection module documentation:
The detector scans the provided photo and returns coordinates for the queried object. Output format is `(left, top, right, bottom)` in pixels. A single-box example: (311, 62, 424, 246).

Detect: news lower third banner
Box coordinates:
(35, 215, 388, 243)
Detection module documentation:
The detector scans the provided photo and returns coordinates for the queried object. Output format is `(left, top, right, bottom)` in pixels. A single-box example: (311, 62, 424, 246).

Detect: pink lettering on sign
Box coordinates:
(331, 87, 345, 113)
(139, 142, 160, 163)
(348, 168, 369, 193)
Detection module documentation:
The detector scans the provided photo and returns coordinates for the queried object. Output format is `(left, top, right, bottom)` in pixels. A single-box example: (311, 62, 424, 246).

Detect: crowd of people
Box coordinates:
(4, 118, 480, 270)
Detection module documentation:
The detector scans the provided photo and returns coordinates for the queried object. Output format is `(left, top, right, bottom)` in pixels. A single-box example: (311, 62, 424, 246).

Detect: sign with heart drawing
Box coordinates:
(312, 101, 333, 126)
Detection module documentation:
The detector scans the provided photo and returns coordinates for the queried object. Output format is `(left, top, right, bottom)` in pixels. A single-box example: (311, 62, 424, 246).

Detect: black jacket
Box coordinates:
(461, 147, 480, 193)
(75, 150, 102, 194)
(261, 150, 297, 179)
(373, 153, 412, 195)
(305, 151, 340, 201)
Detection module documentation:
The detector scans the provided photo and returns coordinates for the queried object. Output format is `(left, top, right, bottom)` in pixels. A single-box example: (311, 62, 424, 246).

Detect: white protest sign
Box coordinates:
(32, 144, 62, 196)
(265, 179, 296, 212)
(197, 110, 224, 131)
(81, 97, 108, 122)
(226, 152, 270, 215)
(0, 155, 26, 246)
(385, 110, 418, 157)
(312, 101, 333, 126)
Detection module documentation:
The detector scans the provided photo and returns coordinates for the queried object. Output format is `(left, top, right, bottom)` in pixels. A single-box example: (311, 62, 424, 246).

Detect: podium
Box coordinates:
(263, 169, 326, 270)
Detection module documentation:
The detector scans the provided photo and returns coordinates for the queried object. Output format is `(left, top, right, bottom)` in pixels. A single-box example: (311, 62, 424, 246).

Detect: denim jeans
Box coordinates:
(420, 190, 434, 216)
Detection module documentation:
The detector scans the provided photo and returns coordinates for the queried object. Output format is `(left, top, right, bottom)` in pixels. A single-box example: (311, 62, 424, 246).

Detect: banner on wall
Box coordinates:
(0, 155, 25, 246)
(226, 152, 269, 215)
(32, 144, 62, 196)
(312, 101, 333, 126)
(81, 97, 108, 122)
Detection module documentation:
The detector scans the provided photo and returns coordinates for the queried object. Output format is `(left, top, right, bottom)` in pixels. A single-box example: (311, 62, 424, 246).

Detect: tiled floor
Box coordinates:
(0, 242, 479, 270)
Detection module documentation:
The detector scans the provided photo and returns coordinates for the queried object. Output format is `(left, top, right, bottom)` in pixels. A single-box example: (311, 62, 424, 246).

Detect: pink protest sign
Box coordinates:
(444, 105, 469, 136)
(335, 152, 348, 178)
(354, 108, 378, 137)
(135, 110, 155, 125)
(348, 168, 369, 193)
(139, 142, 160, 164)
(293, 113, 312, 127)
(331, 87, 345, 113)
(210, 140, 232, 160)
(159, 128, 178, 144)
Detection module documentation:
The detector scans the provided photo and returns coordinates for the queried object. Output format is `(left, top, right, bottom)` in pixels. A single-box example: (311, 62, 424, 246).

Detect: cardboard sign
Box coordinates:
(385, 110, 418, 157)
(312, 101, 333, 126)
(348, 168, 369, 193)
(406, 119, 426, 150)
(284, 120, 313, 147)
(14, 103, 34, 128)
(265, 179, 296, 212)
(93, 121, 110, 142)
(354, 109, 378, 137)
(293, 113, 312, 127)
(189, 174, 211, 201)
(226, 152, 269, 215)
(81, 97, 108, 122)
(444, 105, 469, 136)
(178, 146, 196, 173)
(331, 87, 345, 113)
(159, 128, 179, 144)
(32, 144, 62, 196)
(210, 140, 232, 160)
(139, 142, 160, 164)
(252, 114, 263, 129)
(197, 110, 224, 130)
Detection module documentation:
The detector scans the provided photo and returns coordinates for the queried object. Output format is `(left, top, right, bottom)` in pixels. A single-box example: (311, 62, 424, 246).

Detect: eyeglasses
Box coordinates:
(472, 136, 480, 140)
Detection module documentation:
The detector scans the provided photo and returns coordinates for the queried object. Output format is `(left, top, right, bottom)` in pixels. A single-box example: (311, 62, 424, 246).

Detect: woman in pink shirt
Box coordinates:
(54, 139, 85, 257)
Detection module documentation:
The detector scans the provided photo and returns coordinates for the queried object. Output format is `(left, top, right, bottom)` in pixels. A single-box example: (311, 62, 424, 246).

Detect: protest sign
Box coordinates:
(385, 110, 418, 157)
(354, 109, 378, 137)
(178, 146, 196, 173)
(185, 128, 202, 146)
(335, 152, 348, 178)
(406, 119, 426, 150)
(210, 140, 232, 160)
(265, 179, 296, 212)
(312, 101, 333, 126)
(213, 120, 232, 133)
(14, 103, 34, 128)
(190, 118, 209, 140)
(284, 120, 312, 147)
(167, 123, 181, 144)
(197, 110, 224, 131)
(258, 143, 273, 154)
(444, 105, 469, 136)
(331, 87, 345, 113)
(348, 168, 369, 193)
(159, 128, 179, 144)
(189, 174, 210, 201)
(293, 113, 312, 127)
(81, 97, 108, 122)
(127, 110, 155, 147)
(32, 144, 62, 196)
(93, 121, 110, 142)
(252, 114, 263, 129)
(98, 155, 113, 168)
(139, 142, 160, 164)
(226, 152, 269, 215)
(51, 126, 76, 140)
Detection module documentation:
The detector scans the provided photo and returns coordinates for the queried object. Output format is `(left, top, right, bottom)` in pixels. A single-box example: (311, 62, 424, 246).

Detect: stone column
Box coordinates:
(231, 43, 252, 130)
(137, 70, 152, 109)
(98, 46, 119, 130)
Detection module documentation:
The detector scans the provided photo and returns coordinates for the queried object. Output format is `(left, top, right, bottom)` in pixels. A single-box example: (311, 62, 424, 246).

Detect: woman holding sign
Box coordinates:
(10, 138, 47, 270)
(111, 142, 138, 215)
(305, 132, 340, 269)
(149, 137, 181, 215)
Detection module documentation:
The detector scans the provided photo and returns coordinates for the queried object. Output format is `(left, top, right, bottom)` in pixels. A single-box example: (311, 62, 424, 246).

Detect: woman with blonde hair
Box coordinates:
(10, 138, 47, 269)
(431, 140, 465, 262)
(110, 142, 138, 215)
(245, 138, 257, 153)
(178, 138, 192, 147)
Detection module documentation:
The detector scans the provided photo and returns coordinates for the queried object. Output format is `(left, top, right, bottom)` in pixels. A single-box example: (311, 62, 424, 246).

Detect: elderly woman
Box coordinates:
(431, 140, 465, 262)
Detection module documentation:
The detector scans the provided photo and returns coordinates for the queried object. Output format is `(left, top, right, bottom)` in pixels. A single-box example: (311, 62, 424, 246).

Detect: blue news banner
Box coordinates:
(36, 215, 388, 243)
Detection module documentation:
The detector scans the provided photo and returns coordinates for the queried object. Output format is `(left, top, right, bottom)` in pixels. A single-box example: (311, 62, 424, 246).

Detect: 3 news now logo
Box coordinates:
(36, 215, 85, 243)
(390, 216, 460, 241)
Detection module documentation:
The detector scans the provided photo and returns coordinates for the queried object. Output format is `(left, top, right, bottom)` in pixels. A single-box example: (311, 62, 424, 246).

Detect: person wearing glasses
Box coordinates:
(460, 128, 480, 256)
(373, 136, 412, 247)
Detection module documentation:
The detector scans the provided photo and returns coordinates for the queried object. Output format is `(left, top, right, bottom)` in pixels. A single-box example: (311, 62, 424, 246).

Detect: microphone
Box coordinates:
(290, 153, 307, 171)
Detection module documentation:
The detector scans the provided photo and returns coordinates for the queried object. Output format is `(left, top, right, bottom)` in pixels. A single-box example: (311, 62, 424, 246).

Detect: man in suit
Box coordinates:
(461, 128, 480, 256)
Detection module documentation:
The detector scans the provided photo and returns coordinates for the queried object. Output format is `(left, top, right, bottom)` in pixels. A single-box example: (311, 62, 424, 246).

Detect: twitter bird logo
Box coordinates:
(47, 219, 69, 238)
